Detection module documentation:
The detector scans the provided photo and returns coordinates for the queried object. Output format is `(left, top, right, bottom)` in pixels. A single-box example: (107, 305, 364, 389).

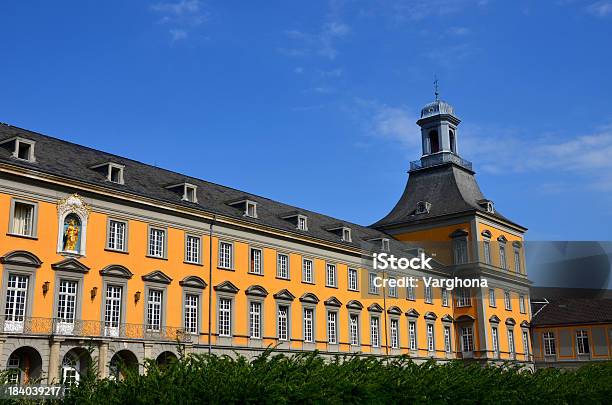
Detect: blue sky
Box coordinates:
(1, 0, 612, 241)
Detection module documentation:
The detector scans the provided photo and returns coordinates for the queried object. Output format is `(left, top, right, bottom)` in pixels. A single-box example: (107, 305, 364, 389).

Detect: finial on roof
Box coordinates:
(433, 75, 439, 101)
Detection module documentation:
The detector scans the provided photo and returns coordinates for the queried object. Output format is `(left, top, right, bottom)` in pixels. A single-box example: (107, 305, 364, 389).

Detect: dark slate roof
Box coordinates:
(0, 123, 410, 255)
(531, 298, 612, 326)
(371, 161, 520, 230)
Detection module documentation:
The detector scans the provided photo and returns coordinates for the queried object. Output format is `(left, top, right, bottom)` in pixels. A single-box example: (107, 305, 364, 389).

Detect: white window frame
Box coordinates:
(327, 311, 338, 344)
(185, 234, 201, 264)
(461, 327, 474, 352)
(368, 273, 378, 295)
(427, 323, 435, 352)
(513, 248, 521, 273)
(250, 248, 263, 275)
(302, 258, 313, 283)
(218, 241, 233, 270)
(508, 329, 515, 358)
(303, 307, 314, 343)
(519, 294, 526, 314)
(184, 293, 199, 334)
(483, 239, 491, 264)
(147, 226, 166, 259)
(522, 331, 530, 359)
(348, 268, 358, 291)
(456, 287, 471, 307)
(9, 199, 38, 238)
(104, 284, 122, 337)
(277, 305, 289, 341)
(504, 290, 512, 311)
(218, 298, 232, 337)
(277, 253, 290, 279)
(453, 238, 468, 264)
(489, 288, 496, 307)
(349, 314, 359, 346)
(370, 316, 380, 348)
(249, 301, 262, 339)
(441, 288, 449, 307)
(107, 219, 127, 252)
(56, 279, 78, 326)
(297, 215, 308, 231)
(326, 263, 337, 287)
(543, 331, 556, 356)
(4, 274, 29, 332)
(424, 285, 433, 303)
(245, 201, 258, 218)
(407, 285, 416, 301)
(409, 321, 417, 350)
(444, 326, 452, 353)
(145, 289, 163, 332)
(499, 244, 507, 269)
(386, 278, 397, 298)
(390, 318, 399, 349)
(576, 330, 590, 355)
(491, 326, 499, 356)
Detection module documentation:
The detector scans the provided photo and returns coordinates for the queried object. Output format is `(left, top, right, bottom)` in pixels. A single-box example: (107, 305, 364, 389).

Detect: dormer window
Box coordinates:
(165, 182, 198, 203)
(109, 165, 124, 184)
(184, 184, 197, 203)
(297, 215, 308, 231)
(281, 212, 308, 231)
(416, 201, 432, 215)
(227, 198, 258, 218)
(246, 201, 257, 218)
(326, 224, 352, 242)
(342, 228, 352, 242)
(0, 137, 36, 162)
(369, 237, 390, 252)
(478, 199, 495, 213)
(382, 238, 390, 252)
(91, 162, 125, 185)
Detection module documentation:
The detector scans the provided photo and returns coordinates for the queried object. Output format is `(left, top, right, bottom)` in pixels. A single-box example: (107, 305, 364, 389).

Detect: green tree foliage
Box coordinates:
(16, 350, 612, 404)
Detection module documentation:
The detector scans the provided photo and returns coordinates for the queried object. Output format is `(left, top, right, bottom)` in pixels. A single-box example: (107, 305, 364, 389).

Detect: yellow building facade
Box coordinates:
(0, 97, 532, 384)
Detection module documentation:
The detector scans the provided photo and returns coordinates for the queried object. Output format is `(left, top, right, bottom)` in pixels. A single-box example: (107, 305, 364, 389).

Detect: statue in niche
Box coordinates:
(63, 215, 81, 252)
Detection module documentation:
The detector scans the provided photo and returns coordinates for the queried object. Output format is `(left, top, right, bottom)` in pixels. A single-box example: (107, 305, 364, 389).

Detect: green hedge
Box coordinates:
(61, 350, 612, 405)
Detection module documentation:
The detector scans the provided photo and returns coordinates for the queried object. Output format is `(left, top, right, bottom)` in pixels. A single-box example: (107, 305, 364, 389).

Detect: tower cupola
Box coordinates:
(417, 98, 461, 157)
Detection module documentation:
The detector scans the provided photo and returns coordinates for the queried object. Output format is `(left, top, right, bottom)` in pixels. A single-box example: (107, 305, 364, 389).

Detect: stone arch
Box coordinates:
(60, 347, 92, 385)
(109, 349, 139, 381)
(6, 346, 43, 384)
(156, 351, 178, 368)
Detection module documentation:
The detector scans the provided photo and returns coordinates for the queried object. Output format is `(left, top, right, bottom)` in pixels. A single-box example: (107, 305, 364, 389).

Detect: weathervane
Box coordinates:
(434, 75, 439, 101)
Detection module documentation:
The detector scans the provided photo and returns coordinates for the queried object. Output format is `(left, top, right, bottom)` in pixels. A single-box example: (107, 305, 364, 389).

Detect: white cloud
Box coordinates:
(447, 26, 470, 36)
(379, 0, 489, 21)
(170, 29, 188, 41)
(587, 1, 612, 16)
(282, 20, 350, 60)
(356, 99, 421, 150)
(151, 0, 207, 41)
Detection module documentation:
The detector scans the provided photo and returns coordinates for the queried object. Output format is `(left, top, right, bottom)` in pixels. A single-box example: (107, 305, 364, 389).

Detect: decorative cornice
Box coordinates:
(0, 250, 42, 268)
(179, 275, 207, 290)
(51, 258, 90, 274)
(345, 300, 363, 310)
(387, 306, 402, 316)
(324, 296, 342, 308)
(273, 289, 295, 301)
(99, 264, 133, 279)
(141, 270, 173, 285)
(244, 285, 269, 298)
(214, 280, 239, 294)
(299, 293, 320, 305)
(368, 303, 383, 313)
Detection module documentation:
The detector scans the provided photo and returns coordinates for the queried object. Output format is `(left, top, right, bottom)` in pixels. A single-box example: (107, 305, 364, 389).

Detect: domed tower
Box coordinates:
(372, 93, 532, 365)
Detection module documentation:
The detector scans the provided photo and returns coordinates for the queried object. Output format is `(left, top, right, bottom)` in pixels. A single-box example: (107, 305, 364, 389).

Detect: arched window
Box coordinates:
(449, 130, 456, 153)
(428, 130, 440, 153)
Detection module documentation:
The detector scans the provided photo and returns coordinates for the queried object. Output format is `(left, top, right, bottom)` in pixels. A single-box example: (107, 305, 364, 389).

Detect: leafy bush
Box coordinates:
(60, 350, 612, 405)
